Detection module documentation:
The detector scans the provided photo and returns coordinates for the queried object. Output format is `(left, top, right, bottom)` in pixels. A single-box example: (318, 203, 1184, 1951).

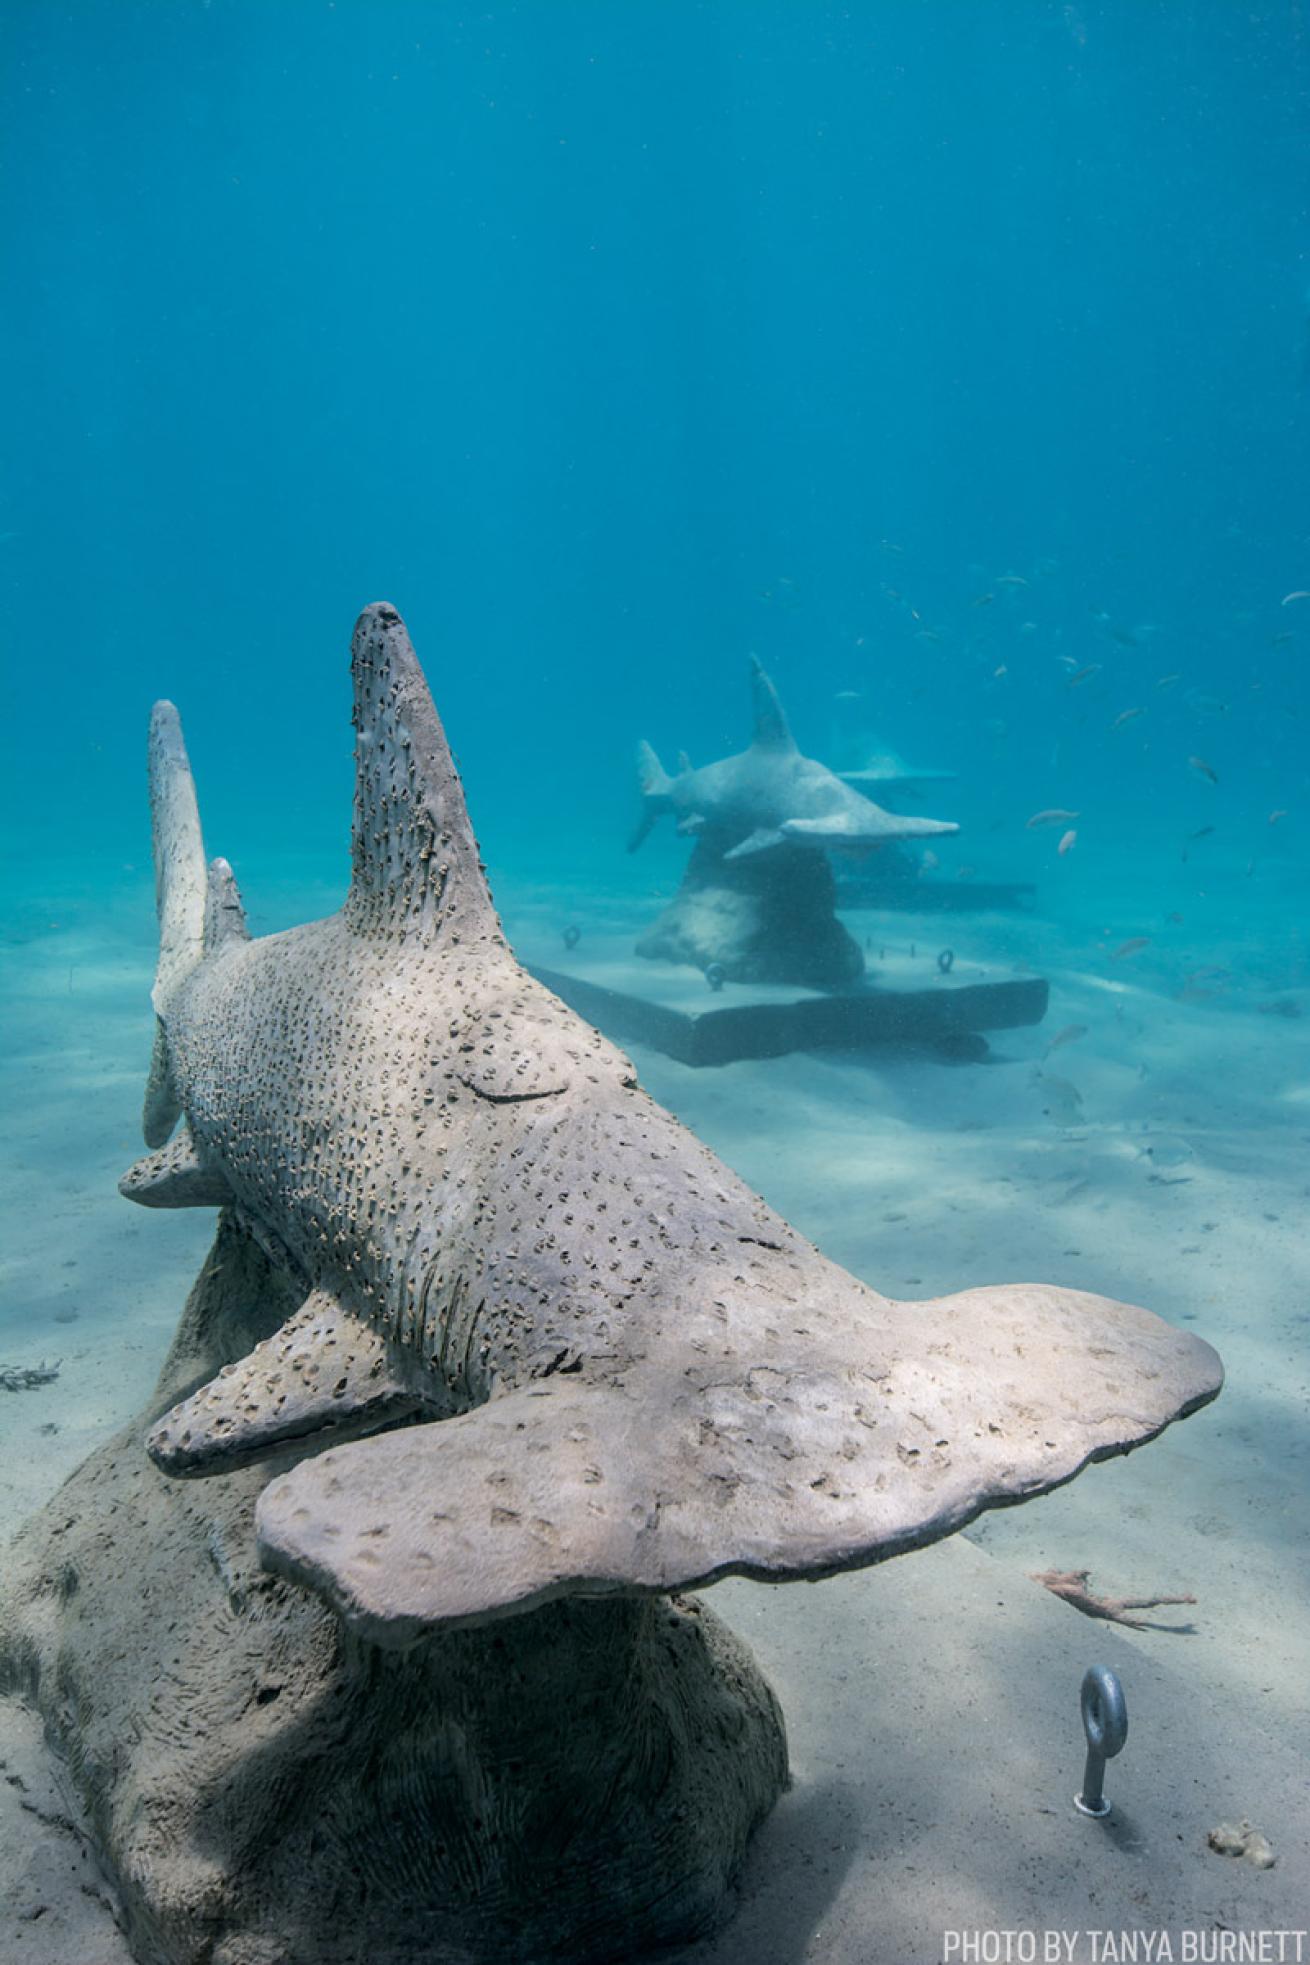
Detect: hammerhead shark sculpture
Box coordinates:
(125, 605, 1221, 1649)
(629, 657, 960, 857)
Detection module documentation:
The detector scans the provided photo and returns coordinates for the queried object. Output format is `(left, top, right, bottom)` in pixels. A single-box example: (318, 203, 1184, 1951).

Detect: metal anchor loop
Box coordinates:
(1074, 1664, 1128, 1818)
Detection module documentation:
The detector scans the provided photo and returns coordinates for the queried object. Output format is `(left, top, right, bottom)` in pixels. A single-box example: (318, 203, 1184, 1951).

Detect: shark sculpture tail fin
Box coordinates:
(143, 708, 249, 1147)
(149, 702, 208, 1014)
(628, 739, 673, 852)
(144, 702, 209, 1146)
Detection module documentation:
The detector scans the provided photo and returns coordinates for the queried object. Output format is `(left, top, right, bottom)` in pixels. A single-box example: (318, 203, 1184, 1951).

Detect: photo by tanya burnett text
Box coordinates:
(941, 1932, 1308, 1964)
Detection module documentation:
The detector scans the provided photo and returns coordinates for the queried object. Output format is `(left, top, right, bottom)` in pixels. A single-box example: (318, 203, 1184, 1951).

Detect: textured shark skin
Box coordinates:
(629, 658, 961, 857)
(126, 604, 1222, 1649)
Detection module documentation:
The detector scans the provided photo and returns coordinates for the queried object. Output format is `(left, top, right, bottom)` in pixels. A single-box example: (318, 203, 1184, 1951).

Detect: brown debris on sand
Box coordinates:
(1207, 1820, 1276, 1869)
(1031, 1567, 1197, 1631)
(0, 1361, 60, 1393)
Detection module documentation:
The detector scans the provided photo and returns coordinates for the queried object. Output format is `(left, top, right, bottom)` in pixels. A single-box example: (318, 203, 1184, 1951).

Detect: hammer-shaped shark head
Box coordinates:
(122, 604, 1221, 1648)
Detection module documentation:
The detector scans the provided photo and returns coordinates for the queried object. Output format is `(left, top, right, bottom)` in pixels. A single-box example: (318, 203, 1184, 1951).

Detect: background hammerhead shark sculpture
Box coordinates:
(629, 656, 960, 857)
(127, 604, 1221, 1649)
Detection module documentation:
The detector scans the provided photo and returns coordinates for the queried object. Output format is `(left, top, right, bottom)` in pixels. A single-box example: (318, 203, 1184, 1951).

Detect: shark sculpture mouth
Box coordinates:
(122, 603, 1222, 1650)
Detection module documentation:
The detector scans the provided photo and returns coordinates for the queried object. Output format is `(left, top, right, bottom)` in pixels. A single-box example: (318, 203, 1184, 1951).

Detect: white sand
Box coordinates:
(2, 857, 1306, 1960)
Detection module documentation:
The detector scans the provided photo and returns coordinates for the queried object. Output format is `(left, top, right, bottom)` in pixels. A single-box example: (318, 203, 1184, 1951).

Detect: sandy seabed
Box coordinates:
(1, 850, 1306, 1964)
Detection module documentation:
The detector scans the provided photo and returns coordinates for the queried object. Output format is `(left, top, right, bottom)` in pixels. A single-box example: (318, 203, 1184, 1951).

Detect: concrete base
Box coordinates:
(0, 1218, 789, 1965)
(524, 931, 1048, 1067)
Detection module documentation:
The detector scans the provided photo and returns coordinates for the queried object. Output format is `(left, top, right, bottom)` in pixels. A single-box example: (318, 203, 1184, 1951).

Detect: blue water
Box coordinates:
(3, 1, 1307, 908)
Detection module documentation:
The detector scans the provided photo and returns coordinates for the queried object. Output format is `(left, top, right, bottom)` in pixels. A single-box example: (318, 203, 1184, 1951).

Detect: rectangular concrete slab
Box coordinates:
(522, 929, 1048, 1066)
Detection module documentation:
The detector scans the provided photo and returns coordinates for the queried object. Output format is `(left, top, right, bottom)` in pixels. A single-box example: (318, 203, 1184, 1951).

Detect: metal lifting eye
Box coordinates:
(937, 947, 955, 974)
(1074, 1665, 1128, 1818)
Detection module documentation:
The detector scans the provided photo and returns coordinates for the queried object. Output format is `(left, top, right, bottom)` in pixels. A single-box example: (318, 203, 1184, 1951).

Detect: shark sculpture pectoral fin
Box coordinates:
(254, 1280, 1221, 1650)
(120, 1127, 236, 1209)
(722, 826, 788, 860)
(148, 1289, 425, 1477)
(781, 810, 960, 847)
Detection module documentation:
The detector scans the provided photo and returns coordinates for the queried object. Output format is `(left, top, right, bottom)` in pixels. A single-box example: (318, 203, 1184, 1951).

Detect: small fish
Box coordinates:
(995, 574, 1030, 587)
(1067, 664, 1102, 687)
(1155, 673, 1182, 688)
(920, 849, 940, 871)
(1280, 590, 1310, 605)
(1111, 707, 1145, 729)
(1272, 632, 1294, 647)
(1187, 825, 1215, 841)
(1185, 965, 1230, 985)
(1044, 1023, 1088, 1058)
(1269, 809, 1289, 824)
(971, 592, 995, 607)
(1033, 1071, 1084, 1124)
(879, 539, 905, 555)
(1188, 755, 1219, 784)
(1166, 911, 1184, 923)
(1026, 807, 1080, 829)
(993, 664, 1008, 678)
(1057, 829, 1077, 855)
(1112, 937, 1150, 960)
(833, 690, 862, 701)
(1058, 655, 1080, 670)
(1108, 623, 1140, 648)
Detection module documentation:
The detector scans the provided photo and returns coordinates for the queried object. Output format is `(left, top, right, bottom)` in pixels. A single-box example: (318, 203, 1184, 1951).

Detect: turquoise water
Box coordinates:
(3, 2, 1306, 897)
(2, 7, 1308, 1961)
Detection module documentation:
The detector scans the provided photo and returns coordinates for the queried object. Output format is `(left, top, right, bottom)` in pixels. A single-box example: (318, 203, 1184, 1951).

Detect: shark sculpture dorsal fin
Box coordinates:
(748, 657, 796, 753)
(344, 603, 504, 944)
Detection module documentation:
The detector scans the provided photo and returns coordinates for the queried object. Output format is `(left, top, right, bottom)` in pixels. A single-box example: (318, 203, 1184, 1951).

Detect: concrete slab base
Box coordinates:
(521, 929, 1048, 1066)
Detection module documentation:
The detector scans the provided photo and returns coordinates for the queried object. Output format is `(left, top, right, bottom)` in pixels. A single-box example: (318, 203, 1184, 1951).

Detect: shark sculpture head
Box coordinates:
(123, 604, 1221, 1649)
(628, 656, 961, 858)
